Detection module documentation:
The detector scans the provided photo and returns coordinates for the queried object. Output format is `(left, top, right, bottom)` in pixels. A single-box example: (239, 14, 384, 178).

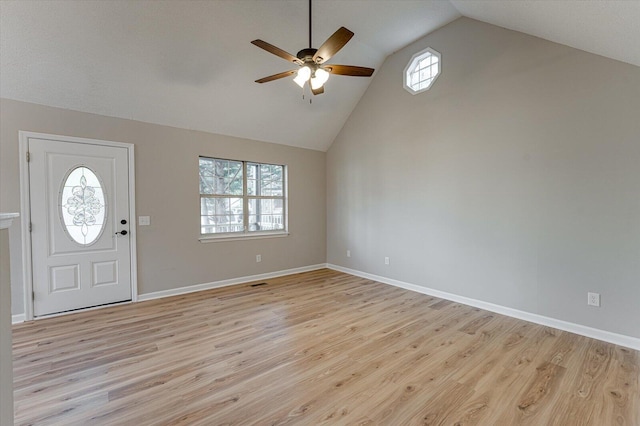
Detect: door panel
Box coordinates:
(29, 138, 132, 316)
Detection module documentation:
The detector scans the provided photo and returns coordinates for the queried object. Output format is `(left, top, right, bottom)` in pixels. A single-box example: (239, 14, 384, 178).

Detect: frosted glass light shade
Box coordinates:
(310, 68, 330, 89)
(293, 66, 311, 88)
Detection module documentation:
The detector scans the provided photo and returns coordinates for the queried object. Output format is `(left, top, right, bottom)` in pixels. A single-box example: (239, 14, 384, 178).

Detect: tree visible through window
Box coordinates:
(199, 157, 286, 237)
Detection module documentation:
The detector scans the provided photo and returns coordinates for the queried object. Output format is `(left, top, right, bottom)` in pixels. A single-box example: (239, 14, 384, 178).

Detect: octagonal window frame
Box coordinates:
(404, 47, 441, 95)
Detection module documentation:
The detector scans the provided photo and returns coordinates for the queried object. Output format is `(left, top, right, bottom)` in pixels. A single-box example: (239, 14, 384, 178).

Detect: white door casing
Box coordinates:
(19, 132, 137, 318)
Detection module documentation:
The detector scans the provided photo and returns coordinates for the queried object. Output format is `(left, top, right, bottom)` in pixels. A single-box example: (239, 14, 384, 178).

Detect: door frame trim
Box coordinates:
(19, 131, 138, 321)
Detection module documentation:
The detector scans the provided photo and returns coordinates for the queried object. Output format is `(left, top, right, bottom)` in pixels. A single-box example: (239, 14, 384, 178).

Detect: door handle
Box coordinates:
(115, 230, 128, 236)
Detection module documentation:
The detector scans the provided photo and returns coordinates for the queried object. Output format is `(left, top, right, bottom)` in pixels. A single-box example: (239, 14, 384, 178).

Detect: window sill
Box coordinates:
(199, 231, 289, 243)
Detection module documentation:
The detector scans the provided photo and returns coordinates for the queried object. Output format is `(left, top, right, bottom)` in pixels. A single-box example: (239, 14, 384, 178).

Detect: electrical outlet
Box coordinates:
(384, 257, 390, 265)
(138, 216, 150, 226)
(588, 292, 600, 307)
(347, 250, 351, 258)
(256, 254, 261, 263)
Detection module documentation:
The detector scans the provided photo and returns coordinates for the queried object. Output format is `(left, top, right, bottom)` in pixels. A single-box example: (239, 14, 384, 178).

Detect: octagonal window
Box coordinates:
(404, 47, 441, 94)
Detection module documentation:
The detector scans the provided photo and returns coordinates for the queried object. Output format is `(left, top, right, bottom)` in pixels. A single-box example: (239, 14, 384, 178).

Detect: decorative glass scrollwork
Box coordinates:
(60, 166, 107, 245)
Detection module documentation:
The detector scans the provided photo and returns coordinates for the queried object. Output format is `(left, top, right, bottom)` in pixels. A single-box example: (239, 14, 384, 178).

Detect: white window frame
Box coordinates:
(199, 156, 288, 242)
(403, 47, 441, 95)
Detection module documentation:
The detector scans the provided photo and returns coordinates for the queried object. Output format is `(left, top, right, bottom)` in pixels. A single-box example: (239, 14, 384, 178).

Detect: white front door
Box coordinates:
(28, 136, 132, 317)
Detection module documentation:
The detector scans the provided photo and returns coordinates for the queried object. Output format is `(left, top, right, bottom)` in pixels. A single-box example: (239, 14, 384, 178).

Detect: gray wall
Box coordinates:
(327, 18, 640, 338)
(1, 99, 326, 315)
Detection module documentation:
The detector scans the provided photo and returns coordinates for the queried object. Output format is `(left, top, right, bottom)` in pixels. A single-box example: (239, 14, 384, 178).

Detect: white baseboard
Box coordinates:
(11, 265, 327, 323)
(15, 262, 639, 351)
(327, 264, 640, 351)
(138, 264, 328, 302)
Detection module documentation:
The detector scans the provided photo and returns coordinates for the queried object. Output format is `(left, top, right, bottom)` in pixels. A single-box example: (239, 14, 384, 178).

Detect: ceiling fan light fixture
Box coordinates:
(251, 0, 374, 96)
(310, 68, 330, 89)
(294, 66, 312, 87)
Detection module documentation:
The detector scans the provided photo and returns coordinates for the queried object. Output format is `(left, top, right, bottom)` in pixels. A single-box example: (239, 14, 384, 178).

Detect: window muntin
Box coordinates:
(404, 47, 441, 94)
(199, 157, 286, 237)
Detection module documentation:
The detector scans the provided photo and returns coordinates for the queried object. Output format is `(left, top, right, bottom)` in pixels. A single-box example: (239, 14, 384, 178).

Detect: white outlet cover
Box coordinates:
(138, 216, 150, 226)
(347, 250, 351, 258)
(256, 254, 261, 262)
(384, 257, 390, 265)
(588, 292, 600, 307)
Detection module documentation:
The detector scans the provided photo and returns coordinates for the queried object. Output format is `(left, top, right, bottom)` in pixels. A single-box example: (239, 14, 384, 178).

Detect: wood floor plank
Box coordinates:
(12, 269, 640, 425)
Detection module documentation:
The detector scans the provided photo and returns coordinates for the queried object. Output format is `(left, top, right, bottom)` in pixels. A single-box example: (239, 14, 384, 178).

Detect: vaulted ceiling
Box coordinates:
(1, 1, 638, 151)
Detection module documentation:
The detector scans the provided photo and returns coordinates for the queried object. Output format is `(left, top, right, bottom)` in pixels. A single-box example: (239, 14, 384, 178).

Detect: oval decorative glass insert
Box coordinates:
(60, 166, 107, 245)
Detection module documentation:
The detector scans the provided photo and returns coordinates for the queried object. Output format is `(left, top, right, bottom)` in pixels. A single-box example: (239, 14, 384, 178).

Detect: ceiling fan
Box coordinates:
(251, 0, 374, 96)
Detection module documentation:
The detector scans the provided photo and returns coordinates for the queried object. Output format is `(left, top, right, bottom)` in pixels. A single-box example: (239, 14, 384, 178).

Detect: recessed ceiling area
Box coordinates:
(1, 1, 638, 151)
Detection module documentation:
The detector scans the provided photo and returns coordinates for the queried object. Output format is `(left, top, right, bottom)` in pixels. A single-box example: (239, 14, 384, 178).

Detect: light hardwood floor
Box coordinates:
(13, 269, 640, 425)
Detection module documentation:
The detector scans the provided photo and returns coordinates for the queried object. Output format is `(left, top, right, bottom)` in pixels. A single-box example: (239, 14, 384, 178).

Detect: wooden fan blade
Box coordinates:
(255, 70, 297, 83)
(324, 65, 375, 77)
(311, 85, 325, 95)
(313, 27, 354, 64)
(251, 40, 303, 65)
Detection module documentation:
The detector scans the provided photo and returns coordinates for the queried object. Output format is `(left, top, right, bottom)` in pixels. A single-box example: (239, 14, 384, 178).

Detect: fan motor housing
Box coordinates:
(297, 48, 318, 62)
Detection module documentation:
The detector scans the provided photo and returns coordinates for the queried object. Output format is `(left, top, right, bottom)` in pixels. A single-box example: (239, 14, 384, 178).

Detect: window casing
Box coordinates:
(404, 47, 441, 94)
(199, 157, 287, 240)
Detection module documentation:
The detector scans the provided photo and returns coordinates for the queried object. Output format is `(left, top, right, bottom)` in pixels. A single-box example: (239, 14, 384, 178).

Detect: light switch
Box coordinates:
(138, 216, 151, 226)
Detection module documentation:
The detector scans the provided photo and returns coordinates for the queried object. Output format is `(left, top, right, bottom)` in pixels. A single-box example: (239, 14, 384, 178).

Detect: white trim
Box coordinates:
(23, 300, 133, 322)
(0, 213, 19, 230)
(138, 264, 326, 302)
(327, 264, 640, 351)
(19, 136, 33, 321)
(1, 213, 20, 325)
(403, 47, 441, 95)
(18, 131, 138, 320)
(11, 264, 326, 322)
(199, 232, 289, 243)
(127, 141, 138, 303)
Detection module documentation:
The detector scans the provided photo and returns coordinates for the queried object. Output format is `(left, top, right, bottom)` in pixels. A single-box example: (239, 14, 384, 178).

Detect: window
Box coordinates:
(59, 166, 107, 246)
(199, 157, 287, 239)
(404, 47, 441, 94)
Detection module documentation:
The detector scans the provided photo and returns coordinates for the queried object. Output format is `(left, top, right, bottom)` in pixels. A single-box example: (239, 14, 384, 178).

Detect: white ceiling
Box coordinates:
(1, 1, 639, 152)
(451, 0, 640, 69)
